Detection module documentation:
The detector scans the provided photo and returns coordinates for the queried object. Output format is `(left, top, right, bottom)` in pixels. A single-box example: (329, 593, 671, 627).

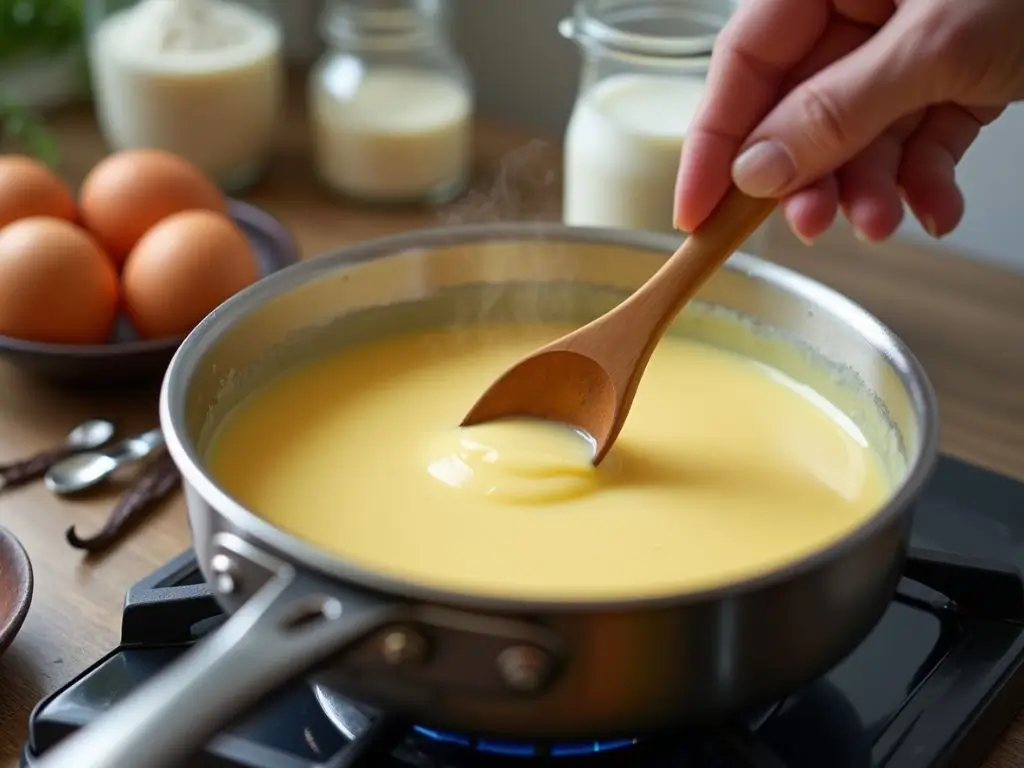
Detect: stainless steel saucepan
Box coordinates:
(36, 224, 939, 768)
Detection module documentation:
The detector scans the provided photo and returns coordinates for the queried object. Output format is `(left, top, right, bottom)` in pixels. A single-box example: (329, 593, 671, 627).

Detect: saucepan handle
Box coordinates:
(34, 564, 400, 768)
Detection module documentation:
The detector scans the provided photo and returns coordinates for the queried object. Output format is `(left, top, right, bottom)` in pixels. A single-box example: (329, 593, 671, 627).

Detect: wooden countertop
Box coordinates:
(1, 102, 1024, 768)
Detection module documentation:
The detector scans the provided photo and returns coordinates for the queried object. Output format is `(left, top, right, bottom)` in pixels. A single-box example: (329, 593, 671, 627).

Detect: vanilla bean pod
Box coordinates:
(67, 451, 181, 553)
(0, 445, 81, 490)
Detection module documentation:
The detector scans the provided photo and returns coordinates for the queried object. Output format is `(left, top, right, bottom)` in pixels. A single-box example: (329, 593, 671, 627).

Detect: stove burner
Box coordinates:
(313, 681, 780, 760)
(312, 684, 642, 758)
(410, 727, 640, 758)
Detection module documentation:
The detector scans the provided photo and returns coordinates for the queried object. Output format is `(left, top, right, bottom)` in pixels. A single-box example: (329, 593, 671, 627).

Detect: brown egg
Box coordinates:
(79, 149, 227, 267)
(122, 210, 259, 339)
(0, 217, 119, 344)
(0, 155, 77, 229)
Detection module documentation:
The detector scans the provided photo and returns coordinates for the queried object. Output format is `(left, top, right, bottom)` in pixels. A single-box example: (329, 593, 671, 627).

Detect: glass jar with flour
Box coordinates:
(309, 0, 473, 205)
(561, 0, 770, 254)
(86, 0, 285, 193)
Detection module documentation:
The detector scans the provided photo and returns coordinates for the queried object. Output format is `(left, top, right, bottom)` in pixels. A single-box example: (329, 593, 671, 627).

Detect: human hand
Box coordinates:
(674, 0, 1024, 243)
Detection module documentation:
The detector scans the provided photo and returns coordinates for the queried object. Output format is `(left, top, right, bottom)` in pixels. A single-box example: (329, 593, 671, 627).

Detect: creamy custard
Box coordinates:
(206, 325, 890, 601)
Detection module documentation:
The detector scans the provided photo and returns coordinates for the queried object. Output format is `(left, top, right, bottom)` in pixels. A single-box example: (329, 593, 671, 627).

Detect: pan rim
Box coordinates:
(160, 222, 940, 613)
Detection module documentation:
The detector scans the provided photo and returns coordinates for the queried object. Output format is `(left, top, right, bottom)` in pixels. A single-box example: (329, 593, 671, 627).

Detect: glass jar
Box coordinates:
(85, 0, 285, 193)
(309, 0, 473, 205)
(561, 0, 770, 255)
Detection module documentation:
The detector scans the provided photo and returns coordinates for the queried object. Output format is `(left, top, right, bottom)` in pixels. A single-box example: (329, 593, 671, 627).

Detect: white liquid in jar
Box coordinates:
(90, 0, 284, 189)
(311, 67, 472, 203)
(564, 74, 703, 233)
(564, 73, 771, 254)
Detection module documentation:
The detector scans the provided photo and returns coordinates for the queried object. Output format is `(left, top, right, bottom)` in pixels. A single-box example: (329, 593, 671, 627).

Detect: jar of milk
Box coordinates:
(86, 0, 285, 193)
(561, 0, 769, 254)
(309, 0, 474, 205)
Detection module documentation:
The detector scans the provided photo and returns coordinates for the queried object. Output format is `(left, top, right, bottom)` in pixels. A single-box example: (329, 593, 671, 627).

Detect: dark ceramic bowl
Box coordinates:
(0, 200, 300, 386)
(0, 526, 32, 658)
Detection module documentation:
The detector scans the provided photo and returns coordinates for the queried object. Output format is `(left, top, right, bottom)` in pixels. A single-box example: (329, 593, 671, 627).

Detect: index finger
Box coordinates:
(674, 0, 830, 232)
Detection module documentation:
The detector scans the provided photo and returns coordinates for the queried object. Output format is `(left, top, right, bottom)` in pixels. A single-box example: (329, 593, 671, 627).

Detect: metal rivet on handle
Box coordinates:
(211, 554, 238, 594)
(379, 626, 429, 666)
(496, 645, 553, 692)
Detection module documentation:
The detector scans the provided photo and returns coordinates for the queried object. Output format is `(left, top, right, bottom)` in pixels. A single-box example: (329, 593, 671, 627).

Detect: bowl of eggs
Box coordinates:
(0, 150, 299, 385)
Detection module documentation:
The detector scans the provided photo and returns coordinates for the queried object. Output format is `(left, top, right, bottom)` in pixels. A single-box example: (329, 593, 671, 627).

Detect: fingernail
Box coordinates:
(783, 212, 814, 246)
(922, 216, 940, 238)
(854, 227, 874, 243)
(732, 141, 796, 197)
(672, 177, 684, 231)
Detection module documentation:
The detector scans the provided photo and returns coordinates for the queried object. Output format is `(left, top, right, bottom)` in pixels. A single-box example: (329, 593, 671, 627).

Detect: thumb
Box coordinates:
(731, 14, 936, 198)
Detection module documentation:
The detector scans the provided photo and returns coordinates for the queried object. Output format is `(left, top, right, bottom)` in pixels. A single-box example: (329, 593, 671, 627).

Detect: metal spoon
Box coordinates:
(45, 429, 165, 496)
(67, 420, 118, 451)
(0, 419, 117, 492)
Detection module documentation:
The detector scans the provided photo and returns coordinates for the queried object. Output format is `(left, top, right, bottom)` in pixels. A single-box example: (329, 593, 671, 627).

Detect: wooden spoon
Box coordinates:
(461, 189, 776, 465)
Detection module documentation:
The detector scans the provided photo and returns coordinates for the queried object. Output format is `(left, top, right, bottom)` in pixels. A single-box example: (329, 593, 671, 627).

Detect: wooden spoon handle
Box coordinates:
(689, 188, 777, 259)
(627, 189, 777, 331)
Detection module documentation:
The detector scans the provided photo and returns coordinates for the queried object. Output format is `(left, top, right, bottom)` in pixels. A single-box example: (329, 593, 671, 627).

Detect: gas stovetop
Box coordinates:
(20, 455, 1024, 768)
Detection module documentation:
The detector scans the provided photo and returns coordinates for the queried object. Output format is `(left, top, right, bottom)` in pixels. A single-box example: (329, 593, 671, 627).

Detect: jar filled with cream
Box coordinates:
(309, 0, 474, 205)
(86, 0, 285, 193)
(560, 0, 771, 256)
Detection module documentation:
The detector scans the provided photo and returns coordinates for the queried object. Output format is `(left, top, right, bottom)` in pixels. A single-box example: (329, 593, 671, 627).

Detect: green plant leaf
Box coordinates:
(0, 0, 85, 61)
(0, 97, 59, 165)
(0, 0, 81, 164)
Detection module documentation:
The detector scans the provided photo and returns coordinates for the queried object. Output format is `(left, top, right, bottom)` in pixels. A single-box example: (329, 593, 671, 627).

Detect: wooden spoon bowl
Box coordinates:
(0, 526, 33, 657)
(463, 188, 777, 464)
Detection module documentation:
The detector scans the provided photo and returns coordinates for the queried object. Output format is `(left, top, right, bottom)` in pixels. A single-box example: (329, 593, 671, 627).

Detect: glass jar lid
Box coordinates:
(560, 0, 733, 59)
(320, 0, 447, 48)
